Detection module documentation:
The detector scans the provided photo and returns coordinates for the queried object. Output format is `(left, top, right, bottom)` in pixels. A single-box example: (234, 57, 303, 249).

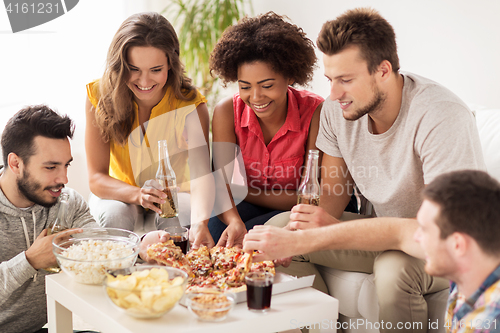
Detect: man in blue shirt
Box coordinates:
(244, 170, 500, 332)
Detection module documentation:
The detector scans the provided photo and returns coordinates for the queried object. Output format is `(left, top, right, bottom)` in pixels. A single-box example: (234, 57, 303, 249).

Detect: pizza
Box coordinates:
(147, 242, 273, 293)
(186, 245, 212, 277)
(210, 246, 244, 272)
(251, 261, 276, 275)
(147, 241, 193, 278)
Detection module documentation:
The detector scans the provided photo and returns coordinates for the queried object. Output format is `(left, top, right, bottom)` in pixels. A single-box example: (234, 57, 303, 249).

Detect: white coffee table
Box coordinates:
(46, 273, 338, 333)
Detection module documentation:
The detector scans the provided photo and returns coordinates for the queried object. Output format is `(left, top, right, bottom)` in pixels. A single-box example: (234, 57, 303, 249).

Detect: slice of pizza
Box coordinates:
(186, 245, 213, 277)
(222, 251, 254, 287)
(210, 246, 244, 272)
(251, 260, 276, 275)
(187, 275, 222, 293)
(147, 240, 193, 277)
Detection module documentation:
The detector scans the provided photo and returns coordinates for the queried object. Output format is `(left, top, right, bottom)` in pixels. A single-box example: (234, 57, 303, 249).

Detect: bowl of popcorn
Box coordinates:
(103, 266, 188, 318)
(52, 228, 140, 285)
(185, 291, 236, 322)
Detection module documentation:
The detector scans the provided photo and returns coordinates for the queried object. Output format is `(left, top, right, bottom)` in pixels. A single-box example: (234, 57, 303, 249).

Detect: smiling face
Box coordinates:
(126, 46, 170, 108)
(16, 136, 72, 208)
(414, 200, 456, 279)
(237, 61, 292, 121)
(323, 45, 386, 121)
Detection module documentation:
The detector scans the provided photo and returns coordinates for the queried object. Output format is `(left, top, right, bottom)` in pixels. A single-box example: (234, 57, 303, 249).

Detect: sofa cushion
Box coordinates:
(317, 265, 372, 318)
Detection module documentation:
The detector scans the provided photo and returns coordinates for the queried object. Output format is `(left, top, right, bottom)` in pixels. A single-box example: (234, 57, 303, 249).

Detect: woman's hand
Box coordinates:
(139, 230, 169, 262)
(217, 220, 247, 248)
(139, 179, 167, 214)
(189, 222, 215, 249)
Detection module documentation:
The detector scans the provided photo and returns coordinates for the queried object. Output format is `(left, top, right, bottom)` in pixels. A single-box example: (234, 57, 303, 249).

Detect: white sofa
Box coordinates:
(310, 107, 500, 333)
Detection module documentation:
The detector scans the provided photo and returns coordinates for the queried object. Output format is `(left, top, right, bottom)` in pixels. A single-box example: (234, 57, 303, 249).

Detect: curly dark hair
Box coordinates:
(210, 12, 317, 86)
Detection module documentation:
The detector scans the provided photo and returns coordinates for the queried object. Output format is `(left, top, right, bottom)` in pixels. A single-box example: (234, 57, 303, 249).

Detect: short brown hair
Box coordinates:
(423, 170, 500, 255)
(1, 105, 74, 166)
(210, 12, 317, 86)
(317, 7, 400, 74)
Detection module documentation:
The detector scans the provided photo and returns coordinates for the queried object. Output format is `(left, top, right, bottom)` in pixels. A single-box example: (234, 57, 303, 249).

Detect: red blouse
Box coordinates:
(234, 87, 323, 190)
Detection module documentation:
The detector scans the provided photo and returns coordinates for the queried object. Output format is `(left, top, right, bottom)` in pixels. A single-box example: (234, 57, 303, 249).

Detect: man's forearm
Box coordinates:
(319, 176, 354, 219)
(299, 217, 423, 259)
(0, 253, 37, 307)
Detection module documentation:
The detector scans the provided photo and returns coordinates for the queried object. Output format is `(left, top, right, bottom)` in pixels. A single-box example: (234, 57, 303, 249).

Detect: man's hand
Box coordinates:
(243, 225, 302, 262)
(217, 220, 247, 248)
(139, 230, 169, 263)
(139, 179, 167, 214)
(288, 204, 340, 230)
(189, 222, 215, 249)
(26, 228, 83, 270)
(274, 257, 292, 268)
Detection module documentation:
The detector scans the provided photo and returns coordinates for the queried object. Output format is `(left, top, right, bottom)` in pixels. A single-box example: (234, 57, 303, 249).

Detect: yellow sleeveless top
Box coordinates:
(86, 79, 207, 192)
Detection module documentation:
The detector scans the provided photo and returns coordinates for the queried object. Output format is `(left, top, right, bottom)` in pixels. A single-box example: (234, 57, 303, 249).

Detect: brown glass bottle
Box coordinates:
(154, 140, 179, 218)
(45, 192, 70, 272)
(297, 150, 320, 206)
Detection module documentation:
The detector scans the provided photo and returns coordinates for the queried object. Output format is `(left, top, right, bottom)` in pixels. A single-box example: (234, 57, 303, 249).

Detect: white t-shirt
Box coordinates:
(316, 72, 486, 218)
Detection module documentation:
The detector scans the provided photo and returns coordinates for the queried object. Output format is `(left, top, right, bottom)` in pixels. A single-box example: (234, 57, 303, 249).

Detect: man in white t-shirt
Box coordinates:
(256, 8, 486, 333)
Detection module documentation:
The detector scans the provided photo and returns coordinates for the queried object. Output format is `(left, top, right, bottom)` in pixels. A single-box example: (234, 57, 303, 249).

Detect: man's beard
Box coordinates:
(17, 169, 63, 208)
(343, 86, 386, 121)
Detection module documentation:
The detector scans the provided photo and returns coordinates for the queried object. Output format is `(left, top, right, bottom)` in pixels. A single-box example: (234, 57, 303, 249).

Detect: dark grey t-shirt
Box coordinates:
(317, 72, 486, 218)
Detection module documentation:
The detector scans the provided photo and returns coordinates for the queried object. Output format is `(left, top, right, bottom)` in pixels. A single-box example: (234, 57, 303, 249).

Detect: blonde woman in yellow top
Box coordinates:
(85, 12, 215, 248)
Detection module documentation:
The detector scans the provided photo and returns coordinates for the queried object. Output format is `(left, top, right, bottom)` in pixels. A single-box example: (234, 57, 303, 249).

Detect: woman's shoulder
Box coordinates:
(179, 87, 208, 106)
(86, 78, 101, 107)
(213, 96, 234, 119)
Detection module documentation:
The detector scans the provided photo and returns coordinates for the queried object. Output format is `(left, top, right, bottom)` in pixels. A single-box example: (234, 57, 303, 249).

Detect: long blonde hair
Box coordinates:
(95, 12, 196, 145)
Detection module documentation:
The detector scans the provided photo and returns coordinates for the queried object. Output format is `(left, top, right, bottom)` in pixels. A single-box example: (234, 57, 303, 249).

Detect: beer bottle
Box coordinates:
(155, 140, 179, 218)
(297, 149, 320, 206)
(47, 192, 70, 235)
(45, 192, 70, 273)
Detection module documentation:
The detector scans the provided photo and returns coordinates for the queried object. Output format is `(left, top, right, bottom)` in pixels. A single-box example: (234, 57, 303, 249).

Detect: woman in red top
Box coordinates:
(208, 12, 325, 247)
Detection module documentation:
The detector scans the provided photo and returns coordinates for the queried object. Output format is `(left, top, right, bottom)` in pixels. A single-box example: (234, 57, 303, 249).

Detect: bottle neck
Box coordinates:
(51, 193, 69, 231)
(304, 152, 319, 182)
(157, 140, 172, 170)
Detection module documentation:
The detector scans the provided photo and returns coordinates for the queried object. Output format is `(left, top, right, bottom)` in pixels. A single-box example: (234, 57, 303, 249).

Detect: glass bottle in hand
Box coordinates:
(297, 149, 320, 206)
(154, 140, 179, 218)
(45, 192, 70, 272)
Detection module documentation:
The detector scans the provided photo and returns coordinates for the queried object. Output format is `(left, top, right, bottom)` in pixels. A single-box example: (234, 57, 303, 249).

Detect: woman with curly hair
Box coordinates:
(208, 12, 325, 247)
(85, 12, 215, 248)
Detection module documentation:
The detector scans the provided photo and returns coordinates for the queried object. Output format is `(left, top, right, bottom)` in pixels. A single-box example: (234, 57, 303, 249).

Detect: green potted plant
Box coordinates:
(162, 0, 253, 109)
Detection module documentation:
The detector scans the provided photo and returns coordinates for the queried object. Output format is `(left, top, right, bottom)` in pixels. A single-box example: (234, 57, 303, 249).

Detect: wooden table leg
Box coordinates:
(47, 295, 73, 333)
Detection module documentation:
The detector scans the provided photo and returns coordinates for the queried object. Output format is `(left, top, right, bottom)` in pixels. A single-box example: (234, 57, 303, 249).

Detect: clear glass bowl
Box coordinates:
(103, 265, 188, 318)
(52, 228, 140, 285)
(186, 292, 236, 322)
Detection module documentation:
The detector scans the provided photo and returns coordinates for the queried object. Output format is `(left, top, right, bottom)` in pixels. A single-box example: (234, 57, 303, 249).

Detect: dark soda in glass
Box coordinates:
(247, 284, 272, 311)
(245, 272, 274, 312)
(171, 235, 188, 254)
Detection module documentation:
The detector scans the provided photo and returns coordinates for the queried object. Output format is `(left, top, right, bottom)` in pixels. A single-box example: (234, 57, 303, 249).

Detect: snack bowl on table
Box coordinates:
(52, 228, 140, 285)
(103, 265, 188, 319)
(185, 291, 236, 322)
